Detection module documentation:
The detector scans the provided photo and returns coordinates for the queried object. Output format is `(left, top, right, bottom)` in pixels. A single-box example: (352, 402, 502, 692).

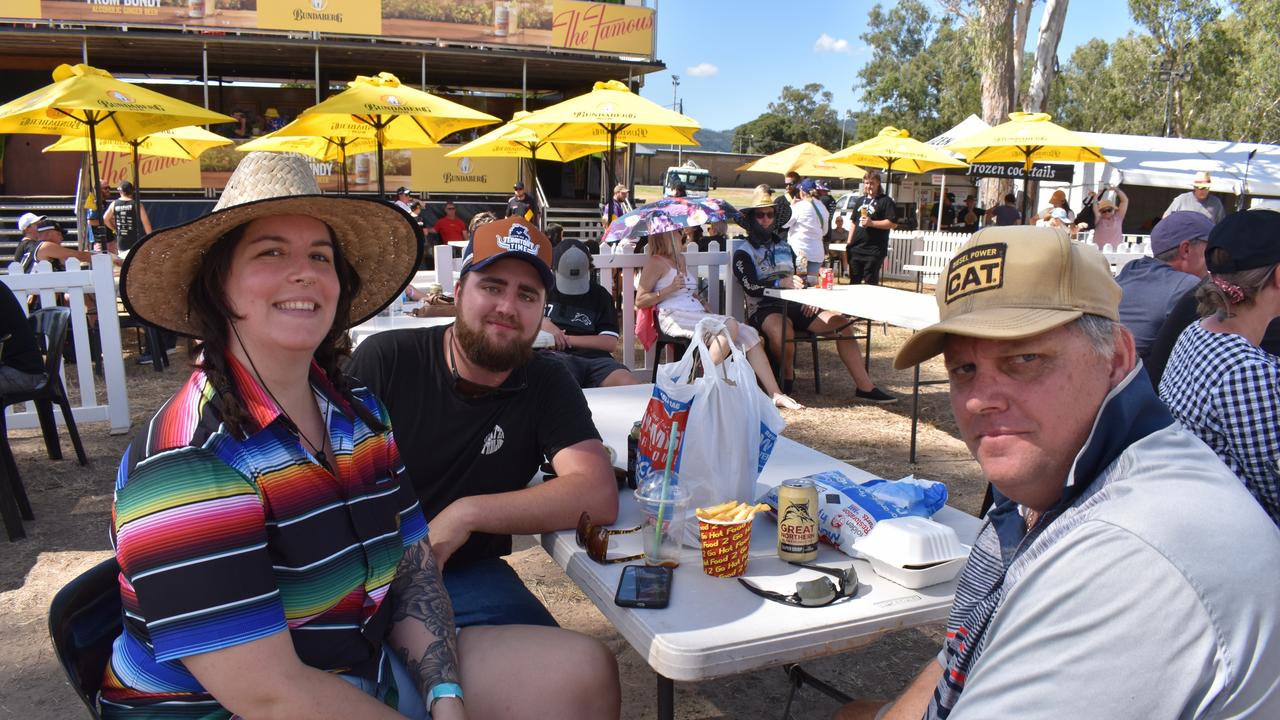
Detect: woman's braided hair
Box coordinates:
(186, 220, 386, 438)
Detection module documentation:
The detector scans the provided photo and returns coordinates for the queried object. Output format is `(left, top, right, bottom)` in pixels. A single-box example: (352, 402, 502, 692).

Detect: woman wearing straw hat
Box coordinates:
(635, 215, 803, 409)
(733, 187, 896, 404)
(103, 153, 620, 719)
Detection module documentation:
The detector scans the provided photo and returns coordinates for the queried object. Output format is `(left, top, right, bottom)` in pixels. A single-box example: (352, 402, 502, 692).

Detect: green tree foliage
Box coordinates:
(852, 0, 981, 143)
(731, 83, 842, 153)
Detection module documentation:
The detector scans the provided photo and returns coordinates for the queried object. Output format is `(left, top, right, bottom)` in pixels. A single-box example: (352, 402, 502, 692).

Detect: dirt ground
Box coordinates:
(0, 282, 985, 720)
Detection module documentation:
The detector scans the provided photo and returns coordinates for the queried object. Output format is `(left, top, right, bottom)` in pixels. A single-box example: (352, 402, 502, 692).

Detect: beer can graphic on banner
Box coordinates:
(777, 478, 818, 561)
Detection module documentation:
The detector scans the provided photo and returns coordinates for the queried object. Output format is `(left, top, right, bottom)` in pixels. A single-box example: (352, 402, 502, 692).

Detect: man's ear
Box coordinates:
(1109, 324, 1138, 387)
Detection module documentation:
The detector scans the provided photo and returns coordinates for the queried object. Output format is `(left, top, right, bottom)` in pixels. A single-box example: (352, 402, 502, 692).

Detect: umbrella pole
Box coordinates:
(376, 134, 385, 197)
(132, 140, 143, 251)
(938, 175, 946, 231)
(87, 117, 104, 246)
(341, 142, 349, 196)
(530, 145, 542, 230)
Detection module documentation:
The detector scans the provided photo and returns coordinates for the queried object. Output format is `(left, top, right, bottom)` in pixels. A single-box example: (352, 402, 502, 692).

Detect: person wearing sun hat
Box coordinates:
(840, 225, 1280, 720)
(732, 186, 895, 404)
(1164, 170, 1226, 224)
(347, 214, 619, 633)
(108, 153, 620, 720)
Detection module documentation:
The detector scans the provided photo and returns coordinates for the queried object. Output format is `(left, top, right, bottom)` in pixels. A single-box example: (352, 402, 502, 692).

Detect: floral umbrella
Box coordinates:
(603, 197, 743, 248)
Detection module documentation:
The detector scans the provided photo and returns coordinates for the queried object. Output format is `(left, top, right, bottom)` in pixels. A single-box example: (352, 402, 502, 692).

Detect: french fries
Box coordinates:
(695, 500, 772, 522)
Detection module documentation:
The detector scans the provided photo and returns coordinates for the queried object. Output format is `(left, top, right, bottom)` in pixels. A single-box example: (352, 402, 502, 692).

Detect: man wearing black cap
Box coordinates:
(393, 186, 415, 213)
(541, 239, 641, 388)
(104, 180, 152, 254)
(506, 180, 540, 226)
(347, 217, 616, 629)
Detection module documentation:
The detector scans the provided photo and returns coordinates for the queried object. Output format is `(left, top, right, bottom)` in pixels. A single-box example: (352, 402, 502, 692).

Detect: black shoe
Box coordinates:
(855, 387, 897, 404)
(136, 354, 153, 365)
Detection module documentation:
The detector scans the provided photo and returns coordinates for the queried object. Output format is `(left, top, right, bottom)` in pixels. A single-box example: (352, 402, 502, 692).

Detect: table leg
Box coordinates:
(863, 319, 872, 372)
(657, 674, 675, 720)
(910, 364, 921, 464)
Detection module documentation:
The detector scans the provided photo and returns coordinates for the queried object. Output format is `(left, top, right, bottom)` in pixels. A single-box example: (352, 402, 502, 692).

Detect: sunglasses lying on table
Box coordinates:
(738, 563, 859, 608)
(577, 511, 644, 564)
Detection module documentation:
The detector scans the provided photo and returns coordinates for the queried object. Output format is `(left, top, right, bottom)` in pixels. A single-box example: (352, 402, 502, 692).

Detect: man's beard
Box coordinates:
(455, 310, 537, 372)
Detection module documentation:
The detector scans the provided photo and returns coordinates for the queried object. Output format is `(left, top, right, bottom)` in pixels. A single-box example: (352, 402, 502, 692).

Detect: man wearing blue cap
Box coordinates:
(1115, 210, 1213, 358)
(348, 216, 616, 628)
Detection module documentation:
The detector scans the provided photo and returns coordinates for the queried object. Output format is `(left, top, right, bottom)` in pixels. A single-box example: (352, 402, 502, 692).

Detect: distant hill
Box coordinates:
(692, 128, 734, 153)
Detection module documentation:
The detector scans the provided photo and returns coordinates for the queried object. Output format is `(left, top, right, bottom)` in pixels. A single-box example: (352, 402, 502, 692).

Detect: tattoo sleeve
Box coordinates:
(389, 539, 461, 695)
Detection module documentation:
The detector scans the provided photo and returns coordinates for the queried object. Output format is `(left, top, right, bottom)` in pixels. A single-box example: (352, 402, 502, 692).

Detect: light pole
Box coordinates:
(1155, 59, 1190, 137)
(671, 75, 681, 165)
(839, 112, 852, 149)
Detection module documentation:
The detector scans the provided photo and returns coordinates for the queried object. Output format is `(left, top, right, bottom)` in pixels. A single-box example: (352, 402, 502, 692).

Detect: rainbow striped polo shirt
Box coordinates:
(99, 355, 427, 718)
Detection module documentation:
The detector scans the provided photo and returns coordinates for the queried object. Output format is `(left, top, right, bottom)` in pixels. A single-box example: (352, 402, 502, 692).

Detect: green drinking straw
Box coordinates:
(655, 422, 681, 550)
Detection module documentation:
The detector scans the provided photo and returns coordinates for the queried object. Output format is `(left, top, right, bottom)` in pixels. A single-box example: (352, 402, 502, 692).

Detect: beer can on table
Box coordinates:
(819, 267, 834, 289)
(777, 478, 819, 562)
(626, 421, 642, 490)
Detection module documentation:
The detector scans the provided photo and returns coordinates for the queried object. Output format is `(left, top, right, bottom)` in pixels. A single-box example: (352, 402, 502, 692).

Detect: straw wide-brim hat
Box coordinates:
(743, 187, 776, 210)
(121, 152, 422, 337)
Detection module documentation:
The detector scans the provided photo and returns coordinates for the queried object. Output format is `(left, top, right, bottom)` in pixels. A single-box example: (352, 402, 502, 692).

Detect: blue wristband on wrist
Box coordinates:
(427, 682, 463, 710)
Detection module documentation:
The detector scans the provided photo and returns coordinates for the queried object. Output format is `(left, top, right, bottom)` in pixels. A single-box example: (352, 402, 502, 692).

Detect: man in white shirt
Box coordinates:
(1163, 171, 1226, 224)
(393, 186, 415, 213)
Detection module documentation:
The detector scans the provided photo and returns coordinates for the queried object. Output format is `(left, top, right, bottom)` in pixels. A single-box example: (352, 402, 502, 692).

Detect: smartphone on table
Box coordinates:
(614, 565, 673, 609)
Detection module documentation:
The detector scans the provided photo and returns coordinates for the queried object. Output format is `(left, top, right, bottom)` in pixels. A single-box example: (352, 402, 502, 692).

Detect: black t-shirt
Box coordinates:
(849, 193, 896, 257)
(111, 198, 141, 251)
(544, 285, 619, 360)
(0, 281, 43, 375)
(506, 193, 539, 222)
(957, 204, 985, 232)
(345, 325, 601, 565)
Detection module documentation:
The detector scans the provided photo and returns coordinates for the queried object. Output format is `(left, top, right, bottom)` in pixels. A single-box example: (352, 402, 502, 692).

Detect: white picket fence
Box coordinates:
(595, 241, 740, 375)
(1, 255, 130, 434)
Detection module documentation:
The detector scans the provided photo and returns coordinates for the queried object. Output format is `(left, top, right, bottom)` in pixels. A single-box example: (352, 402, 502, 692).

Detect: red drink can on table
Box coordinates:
(819, 267, 834, 289)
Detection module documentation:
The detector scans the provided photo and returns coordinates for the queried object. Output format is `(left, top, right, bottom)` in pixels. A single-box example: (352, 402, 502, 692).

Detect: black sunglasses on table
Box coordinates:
(738, 563, 859, 608)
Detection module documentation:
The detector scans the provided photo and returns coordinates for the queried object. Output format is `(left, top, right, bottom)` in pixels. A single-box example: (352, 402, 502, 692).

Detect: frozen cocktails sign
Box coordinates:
(552, 0, 655, 56)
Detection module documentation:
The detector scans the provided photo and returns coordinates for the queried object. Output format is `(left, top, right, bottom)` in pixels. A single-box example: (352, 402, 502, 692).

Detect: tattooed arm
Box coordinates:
(388, 538, 466, 719)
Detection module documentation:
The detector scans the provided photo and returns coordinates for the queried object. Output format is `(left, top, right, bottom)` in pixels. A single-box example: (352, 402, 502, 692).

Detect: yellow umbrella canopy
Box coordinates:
(237, 133, 381, 163)
(43, 125, 230, 161)
(823, 127, 969, 174)
(944, 112, 1107, 171)
(735, 142, 860, 178)
(0, 63, 234, 199)
(445, 111, 612, 164)
(298, 72, 500, 193)
(512, 79, 700, 198)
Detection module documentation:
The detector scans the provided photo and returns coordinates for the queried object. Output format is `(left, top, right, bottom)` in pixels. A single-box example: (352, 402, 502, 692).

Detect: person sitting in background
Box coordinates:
(1046, 188, 1074, 222)
(540, 239, 640, 389)
(637, 226, 803, 409)
(733, 188, 895, 404)
(407, 199, 427, 233)
(839, 225, 1280, 720)
(430, 201, 467, 245)
(0, 281, 47, 396)
(546, 222, 566, 249)
(14, 212, 44, 264)
(106, 152, 620, 720)
(263, 106, 285, 132)
(466, 211, 498, 241)
(682, 224, 706, 252)
(1159, 210, 1280, 526)
(1115, 211, 1212, 359)
(985, 193, 1022, 226)
(20, 219, 109, 272)
(1090, 186, 1129, 250)
(393, 186, 415, 213)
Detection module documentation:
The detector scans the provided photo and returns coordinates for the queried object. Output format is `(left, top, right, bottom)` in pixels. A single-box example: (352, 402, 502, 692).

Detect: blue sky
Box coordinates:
(638, 0, 1140, 133)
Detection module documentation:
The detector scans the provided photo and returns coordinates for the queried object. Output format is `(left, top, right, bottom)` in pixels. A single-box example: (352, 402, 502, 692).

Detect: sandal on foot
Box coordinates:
(772, 393, 805, 410)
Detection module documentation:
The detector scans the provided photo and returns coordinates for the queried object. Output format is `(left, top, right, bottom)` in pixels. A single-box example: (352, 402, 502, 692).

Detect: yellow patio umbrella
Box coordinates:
(511, 80, 700, 198)
(237, 122, 416, 194)
(43, 124, 230, 160)
(822, 127, 969, 183)
(297, 72, 500, 194)
(944, 112, 1107, 172)
(735, 142, 861, 178)
(446, 111, 612, 164)
(0, 63, 234, 205)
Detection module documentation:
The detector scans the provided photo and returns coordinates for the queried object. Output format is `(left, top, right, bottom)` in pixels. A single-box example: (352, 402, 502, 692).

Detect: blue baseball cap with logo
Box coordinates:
(461, 216, 554, 288)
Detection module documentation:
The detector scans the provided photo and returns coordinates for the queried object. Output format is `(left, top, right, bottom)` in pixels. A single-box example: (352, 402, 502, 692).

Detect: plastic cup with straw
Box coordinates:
(654, 422, 680, 548)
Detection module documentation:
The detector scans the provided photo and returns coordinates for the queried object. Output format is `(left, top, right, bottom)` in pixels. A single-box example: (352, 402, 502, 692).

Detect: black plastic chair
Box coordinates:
(651, 329, 691, 383)
(48, 556, 121, 719)
(1, 307, 89, 466)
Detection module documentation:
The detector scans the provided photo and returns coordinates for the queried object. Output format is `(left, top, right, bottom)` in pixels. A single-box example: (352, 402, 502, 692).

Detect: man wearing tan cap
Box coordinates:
(838, 226, 1280, 719)
(1164, 170, 1226, 224)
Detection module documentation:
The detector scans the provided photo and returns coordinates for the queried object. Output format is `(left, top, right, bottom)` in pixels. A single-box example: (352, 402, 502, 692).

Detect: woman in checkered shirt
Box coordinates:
(1159, 210, 1280, 527)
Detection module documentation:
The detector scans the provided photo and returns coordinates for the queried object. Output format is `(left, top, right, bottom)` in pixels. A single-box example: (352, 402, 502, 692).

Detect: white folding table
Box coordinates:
(541, 385, 979, 719)
(763, 286, 941, 463)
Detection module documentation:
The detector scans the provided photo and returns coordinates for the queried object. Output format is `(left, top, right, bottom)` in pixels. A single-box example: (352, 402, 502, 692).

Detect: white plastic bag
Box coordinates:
(638, 317, 785, 511)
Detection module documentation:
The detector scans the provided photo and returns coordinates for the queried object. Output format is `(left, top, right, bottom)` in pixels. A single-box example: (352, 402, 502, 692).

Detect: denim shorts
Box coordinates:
(443, 556, 559, 628)
(340, 651, 429, 719)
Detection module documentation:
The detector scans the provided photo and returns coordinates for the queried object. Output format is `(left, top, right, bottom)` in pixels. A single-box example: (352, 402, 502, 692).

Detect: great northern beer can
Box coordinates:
(777, 478, 819, 561)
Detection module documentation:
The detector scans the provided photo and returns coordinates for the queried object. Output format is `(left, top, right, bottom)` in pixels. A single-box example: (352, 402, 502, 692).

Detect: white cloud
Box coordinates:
(686, 62, 719, 78)
(813, 33, 852, 54)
